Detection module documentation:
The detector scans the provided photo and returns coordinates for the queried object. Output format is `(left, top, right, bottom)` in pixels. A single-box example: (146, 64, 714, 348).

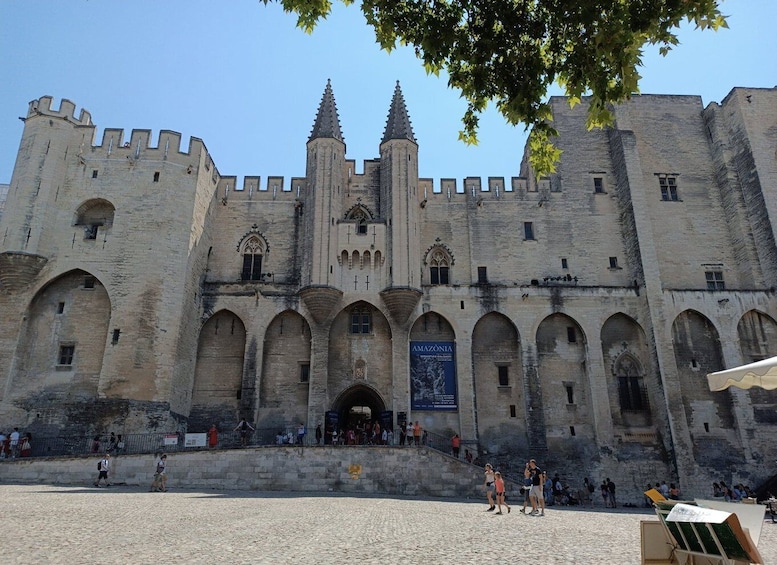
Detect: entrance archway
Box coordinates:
(327, 384, 389, 444)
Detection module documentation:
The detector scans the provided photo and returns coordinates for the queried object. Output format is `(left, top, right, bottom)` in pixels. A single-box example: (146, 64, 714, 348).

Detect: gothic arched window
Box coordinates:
(429, 249, 450, 285)
(615, 355, 649, 412)
(241, 236, 264, 281)
(345, 206, 372, 235)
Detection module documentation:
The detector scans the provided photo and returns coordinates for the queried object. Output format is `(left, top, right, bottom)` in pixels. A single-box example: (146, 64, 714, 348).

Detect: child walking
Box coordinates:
(494, 471, 511, 514)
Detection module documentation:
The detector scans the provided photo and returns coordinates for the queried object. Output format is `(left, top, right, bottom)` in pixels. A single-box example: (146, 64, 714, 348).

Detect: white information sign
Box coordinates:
(184, 433, 207, 448)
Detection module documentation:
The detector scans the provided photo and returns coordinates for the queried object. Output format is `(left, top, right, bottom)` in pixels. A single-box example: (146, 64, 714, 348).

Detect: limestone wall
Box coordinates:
(0, 447, 499, 499)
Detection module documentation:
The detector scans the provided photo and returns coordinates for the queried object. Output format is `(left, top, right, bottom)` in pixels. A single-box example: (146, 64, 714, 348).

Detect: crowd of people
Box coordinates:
(0, 428, 31, 459)
(479, 459, 630, 515)
(712, 481, 756, 502)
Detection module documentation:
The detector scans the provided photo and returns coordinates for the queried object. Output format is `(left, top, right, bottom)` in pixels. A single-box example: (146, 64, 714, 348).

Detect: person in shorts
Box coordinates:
(234, 418, 254, 447)
(94, 453, 111, 487)
(520, 467, 533, 513)
(150, 454, 168, 492)
(483, 463, 496, 511)
(527, 459, 545, 516)
(494, 471, 511, 514)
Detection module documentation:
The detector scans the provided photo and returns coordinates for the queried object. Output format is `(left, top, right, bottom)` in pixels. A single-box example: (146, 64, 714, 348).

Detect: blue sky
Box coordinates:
(1, 0, 775, 185)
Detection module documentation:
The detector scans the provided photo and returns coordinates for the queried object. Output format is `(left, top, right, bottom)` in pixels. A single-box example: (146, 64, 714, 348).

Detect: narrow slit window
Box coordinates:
(524, 222, 534, 240)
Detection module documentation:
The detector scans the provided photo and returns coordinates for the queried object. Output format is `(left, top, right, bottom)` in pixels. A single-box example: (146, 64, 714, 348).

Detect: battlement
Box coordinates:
(95, 128, 208, 161)
(28, 96, 92, 126)
(216, 175, 308, 203)
(418, 175, 549, 202)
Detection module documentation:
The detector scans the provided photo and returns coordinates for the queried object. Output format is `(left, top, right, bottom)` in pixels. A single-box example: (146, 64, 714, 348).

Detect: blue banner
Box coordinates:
(410, 341, 457, 410)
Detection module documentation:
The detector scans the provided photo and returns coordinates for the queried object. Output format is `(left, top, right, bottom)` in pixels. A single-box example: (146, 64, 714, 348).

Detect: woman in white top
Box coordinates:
(483, 463, 496, 511)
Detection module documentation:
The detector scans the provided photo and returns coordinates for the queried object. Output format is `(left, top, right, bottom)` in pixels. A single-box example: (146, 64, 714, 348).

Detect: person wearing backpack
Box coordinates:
(150, 454, 168, 492)
(94, 453, 111, 487)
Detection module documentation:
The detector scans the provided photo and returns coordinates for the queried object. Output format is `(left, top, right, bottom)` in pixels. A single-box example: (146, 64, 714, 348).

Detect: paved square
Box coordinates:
(2, 485, 775, 564)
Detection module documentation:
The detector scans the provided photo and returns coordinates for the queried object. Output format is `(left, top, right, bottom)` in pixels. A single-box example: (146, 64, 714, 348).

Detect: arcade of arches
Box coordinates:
(9, 272, 777, 491)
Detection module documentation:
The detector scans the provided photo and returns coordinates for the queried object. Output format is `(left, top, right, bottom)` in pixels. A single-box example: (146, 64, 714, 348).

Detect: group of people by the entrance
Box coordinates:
(0, 428, 31, 459)
(482, 459, 624, 515)
(325, 421, 425, 446)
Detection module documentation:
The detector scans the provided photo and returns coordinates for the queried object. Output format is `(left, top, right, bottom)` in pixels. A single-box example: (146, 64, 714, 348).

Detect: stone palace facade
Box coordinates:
(1, 83, 776, 494)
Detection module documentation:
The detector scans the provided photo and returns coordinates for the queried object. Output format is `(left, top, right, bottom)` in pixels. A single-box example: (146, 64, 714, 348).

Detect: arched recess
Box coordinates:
(408, 312, 458, 432)
(536, 313, 594, 452)
(74, 198, 115, 240)
(672, 310, 734, 431)
(471, 312, 523, 453)
(328, 383, 387, 443)
(737, 310, 777, 422)
(258, 310, 312, 429)
(11, 269, 111, 406)
(329, 301, 392, 426)
(190, 310, 247, 430)
(601, 313, 653, 429)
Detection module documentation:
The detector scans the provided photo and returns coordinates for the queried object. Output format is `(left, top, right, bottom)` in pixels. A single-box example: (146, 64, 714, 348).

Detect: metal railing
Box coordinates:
(0, 428, 471, 461)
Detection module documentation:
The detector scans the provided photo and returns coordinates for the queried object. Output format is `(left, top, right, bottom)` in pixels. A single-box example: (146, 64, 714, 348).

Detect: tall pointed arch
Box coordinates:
(190, 310, 247, 430)
(10, 269, 111, 407)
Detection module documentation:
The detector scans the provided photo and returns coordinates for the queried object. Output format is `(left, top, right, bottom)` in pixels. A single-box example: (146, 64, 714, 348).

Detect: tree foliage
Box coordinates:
(263, 0, 727, 176)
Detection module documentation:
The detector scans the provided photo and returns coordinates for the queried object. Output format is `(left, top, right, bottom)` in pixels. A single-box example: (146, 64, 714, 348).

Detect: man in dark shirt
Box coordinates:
(607, 478, 617, 508)
(527, 459, 546, 516)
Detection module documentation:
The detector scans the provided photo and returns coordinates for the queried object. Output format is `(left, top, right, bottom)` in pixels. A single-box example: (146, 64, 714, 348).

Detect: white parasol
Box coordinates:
(707, 356, 777, 391)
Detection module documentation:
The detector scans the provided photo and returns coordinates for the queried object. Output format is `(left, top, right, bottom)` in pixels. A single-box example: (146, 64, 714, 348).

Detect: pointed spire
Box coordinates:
(382, 81, 416, 144)
(309, 79, 344, 143)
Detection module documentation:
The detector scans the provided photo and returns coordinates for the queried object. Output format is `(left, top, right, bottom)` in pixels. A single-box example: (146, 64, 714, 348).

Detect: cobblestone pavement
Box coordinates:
(3, 484, 775, 564)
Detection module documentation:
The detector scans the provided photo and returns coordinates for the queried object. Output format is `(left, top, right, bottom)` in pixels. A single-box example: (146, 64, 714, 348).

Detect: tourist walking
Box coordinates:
(315, 424, 322, 445)
(19, 433, 31, 457)
(527, 459, 545, 516)
(150, 454, 168, 492)
(520, 467, 533, 513)
(297, 423, 306, 445)
(607, 478, 617, 508)
(494, 471, 511, 514)
(9, 427, 19, 458)
(483, 463, 496, 511)
(108, 432, 118, 453)
(451, 434, 460, 458)
(413, 421, 422, 446)
(94, 453, 111, 487)
(234, 418, 254, 447)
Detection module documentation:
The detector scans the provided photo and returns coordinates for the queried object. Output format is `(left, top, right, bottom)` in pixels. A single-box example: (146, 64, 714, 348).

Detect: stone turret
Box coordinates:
(379, 82, 422, 323)
(300, 80, 345, 321)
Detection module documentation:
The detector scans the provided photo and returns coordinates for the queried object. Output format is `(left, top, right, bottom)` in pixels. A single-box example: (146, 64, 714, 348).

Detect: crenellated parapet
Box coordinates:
(27, 96, 92, 125)
(215, 176, 309, 204)
(93, 128, 208, 163)
(418, 175, 551, 205)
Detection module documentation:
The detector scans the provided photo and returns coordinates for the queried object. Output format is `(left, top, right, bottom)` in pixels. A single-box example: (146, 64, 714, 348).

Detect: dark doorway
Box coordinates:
(330, 384, 388, 444)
